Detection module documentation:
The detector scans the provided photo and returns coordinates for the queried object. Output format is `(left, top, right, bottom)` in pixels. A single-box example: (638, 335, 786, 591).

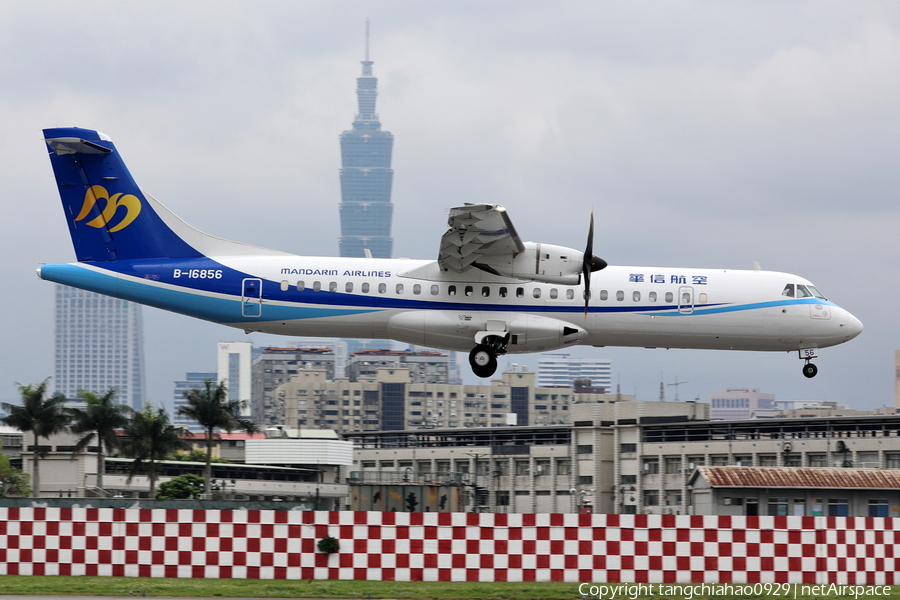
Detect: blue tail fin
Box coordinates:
(44, 127, 202, 262)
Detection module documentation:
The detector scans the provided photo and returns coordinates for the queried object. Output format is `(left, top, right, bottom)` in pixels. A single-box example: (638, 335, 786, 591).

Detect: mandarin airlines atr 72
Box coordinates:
(38, 127, 863, 379)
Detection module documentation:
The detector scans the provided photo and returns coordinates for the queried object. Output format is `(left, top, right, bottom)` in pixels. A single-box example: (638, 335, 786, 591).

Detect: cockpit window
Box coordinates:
(806, 285, 827, 300)
(796, 284, 827, 300)
(782, 284, 794, 298)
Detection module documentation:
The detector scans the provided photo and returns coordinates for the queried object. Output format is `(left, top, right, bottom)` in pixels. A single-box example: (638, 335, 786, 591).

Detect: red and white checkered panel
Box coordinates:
(0, 508, 897, 583)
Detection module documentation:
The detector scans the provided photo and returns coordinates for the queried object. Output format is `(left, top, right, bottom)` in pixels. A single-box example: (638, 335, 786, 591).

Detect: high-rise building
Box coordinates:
(172, 372, 217, 433)
(251, 347, 337, 426)
(216, 342, 256, 418)
(54, 285, 146, 410)
(536, 354, 612, 391)
(338, 21, 394, 258)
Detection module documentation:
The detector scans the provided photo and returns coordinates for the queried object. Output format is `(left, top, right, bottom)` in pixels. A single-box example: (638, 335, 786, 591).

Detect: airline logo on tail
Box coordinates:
(74, 185, 141, 233)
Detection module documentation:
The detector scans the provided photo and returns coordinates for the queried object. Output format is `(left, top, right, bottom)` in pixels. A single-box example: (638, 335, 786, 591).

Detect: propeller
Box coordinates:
(582, 210, 608, 317)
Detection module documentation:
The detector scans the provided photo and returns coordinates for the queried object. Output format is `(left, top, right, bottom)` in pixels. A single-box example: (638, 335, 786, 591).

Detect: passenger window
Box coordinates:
(296, 281, 305, 291)
(378, 283, 387, 294)
(699, 293, 708, 304)
(465, 286, 473, 297)
(280, 280, 289, 292)
(782, 284, 795, 298)
(499, 287, 508, 298)
(345, 282, 354, 293)
(482, 286, 490, 297)
(313, 281, 321, 292)
(633, 291, 640, 302)
(616, 290, 624, 301)
(566, 289, 574, 300)
(516, 288, 524, 298)
(649, 291, 657, 302)
(362, 283, 370, 293)
(665, 292, 674, 303)
(329, 282, 338, 292)
(599, 290, 608, 301)
(550, 288, 558, 299)
(431, 284, 439, 295)
(449, 285, 457, 296)
(396, 283, 404, 294)
(413, 284, 422, 295)
(533, 288, 541, 299)
(682, 292, 691, 304)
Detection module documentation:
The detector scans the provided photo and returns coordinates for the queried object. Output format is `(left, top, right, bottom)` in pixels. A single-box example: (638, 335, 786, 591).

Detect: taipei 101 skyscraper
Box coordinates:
(339, 20, 394, 258)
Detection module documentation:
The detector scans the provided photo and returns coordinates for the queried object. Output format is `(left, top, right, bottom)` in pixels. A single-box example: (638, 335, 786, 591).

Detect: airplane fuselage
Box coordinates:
(40, 254, 862, 356)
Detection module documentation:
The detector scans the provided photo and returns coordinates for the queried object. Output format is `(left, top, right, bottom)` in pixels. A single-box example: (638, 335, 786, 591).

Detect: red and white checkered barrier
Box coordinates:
(0, 507, 897, 584)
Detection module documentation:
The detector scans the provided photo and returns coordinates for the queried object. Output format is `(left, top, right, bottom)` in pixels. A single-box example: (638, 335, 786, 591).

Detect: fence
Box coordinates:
(0, 506, 896, 584)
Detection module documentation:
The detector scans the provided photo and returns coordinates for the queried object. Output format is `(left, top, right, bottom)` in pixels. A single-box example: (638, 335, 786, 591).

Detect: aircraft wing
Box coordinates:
(438, 204, 526, 274)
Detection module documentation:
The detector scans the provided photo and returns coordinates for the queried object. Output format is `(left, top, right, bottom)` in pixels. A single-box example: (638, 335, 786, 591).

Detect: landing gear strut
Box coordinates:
(469, 333, 509, 379)
(799, 348, 819, 379)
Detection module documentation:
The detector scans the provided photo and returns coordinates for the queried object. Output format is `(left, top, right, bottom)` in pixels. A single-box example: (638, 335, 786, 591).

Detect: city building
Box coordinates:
(251, 347, 336, 426)
(537, 354, 612, 391)
(350, 399, 900, 516)
(172, 371, 217, 433)
(54, 285, 146, 410)
(270, 366, 627, 435)
(689, 466, 900, 517)
(346, 349, 451, 384)
(707, 388, 776, 420)
(9, 429, 350, 506)
(338, 22, 394, 259)
(216, 342, 256, 417)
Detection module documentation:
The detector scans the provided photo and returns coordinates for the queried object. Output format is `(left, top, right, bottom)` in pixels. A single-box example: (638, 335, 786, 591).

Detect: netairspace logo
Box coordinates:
(577, 583, 893, 600)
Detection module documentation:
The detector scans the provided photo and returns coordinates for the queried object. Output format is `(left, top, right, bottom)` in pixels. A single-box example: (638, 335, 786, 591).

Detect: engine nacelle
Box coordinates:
(387, 310, 586, 353)
(479, 242, 584, 285)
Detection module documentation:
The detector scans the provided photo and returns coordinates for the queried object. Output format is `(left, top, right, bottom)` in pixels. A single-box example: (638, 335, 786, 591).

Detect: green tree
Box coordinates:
(67, 389, 132, 493)
(121, 405, 189, 498)
(177, 379, 258, 495)
(155, 473, 204, 500)
(0, 445, 31, 497)
(0, 379, 68, 497)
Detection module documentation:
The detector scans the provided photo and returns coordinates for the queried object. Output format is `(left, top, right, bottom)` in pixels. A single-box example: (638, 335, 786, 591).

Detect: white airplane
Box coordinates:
(39, 127, 863, 379)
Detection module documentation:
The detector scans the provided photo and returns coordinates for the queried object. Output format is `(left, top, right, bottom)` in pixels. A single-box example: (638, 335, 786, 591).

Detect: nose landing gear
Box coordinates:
(800, 348, 818, 378)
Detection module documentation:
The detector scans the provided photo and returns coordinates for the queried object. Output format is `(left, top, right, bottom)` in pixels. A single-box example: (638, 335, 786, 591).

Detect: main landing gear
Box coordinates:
(469, 334, 509, 379)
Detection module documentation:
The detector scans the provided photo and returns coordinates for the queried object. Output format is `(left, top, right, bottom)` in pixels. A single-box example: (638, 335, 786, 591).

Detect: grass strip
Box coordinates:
(0, 576, 898, 599)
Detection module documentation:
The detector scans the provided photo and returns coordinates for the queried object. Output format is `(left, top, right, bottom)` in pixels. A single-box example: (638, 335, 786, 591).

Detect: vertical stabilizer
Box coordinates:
(43, 127, 202, 262)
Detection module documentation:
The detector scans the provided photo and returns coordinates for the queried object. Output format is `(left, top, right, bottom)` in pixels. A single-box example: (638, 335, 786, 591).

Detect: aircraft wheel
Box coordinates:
(802, 363, 818, 378)
(469, 346, 498, 378)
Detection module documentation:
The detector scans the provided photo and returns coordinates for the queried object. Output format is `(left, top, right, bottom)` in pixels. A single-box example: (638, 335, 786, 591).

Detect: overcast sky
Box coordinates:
(2, 1, 898, 412)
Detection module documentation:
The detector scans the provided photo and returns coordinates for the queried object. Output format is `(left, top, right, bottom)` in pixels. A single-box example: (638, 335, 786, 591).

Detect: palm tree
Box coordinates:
(177, 379, 258, 495)
(0, 379, 69, 497)
(121, 405, 189, 498)
(67, 389, 132, 493)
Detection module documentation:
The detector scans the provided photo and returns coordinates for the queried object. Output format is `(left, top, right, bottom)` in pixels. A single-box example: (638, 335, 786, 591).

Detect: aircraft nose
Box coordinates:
(839, 310, 864, 341)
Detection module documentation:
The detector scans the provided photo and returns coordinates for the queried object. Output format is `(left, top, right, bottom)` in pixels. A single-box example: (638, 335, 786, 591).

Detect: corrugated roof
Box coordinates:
(695, 466, 900, 490)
